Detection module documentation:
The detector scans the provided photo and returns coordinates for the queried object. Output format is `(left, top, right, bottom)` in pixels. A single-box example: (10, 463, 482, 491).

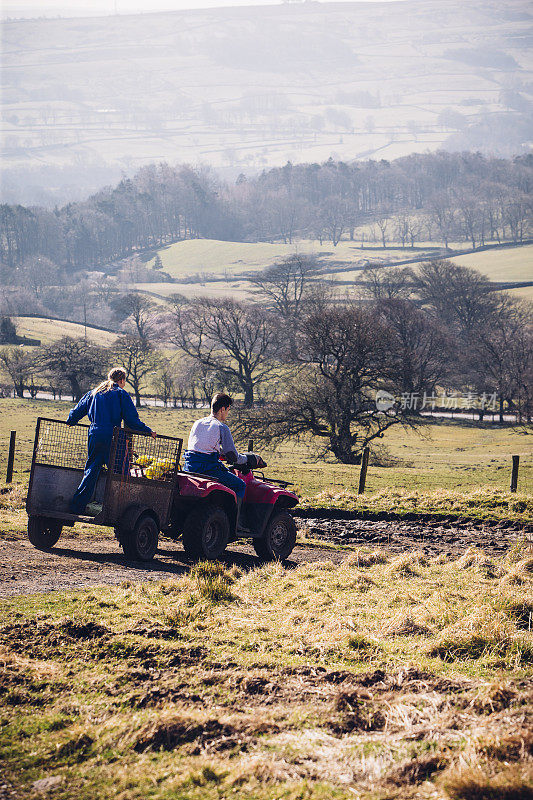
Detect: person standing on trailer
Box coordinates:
(66, 367, 156, 515)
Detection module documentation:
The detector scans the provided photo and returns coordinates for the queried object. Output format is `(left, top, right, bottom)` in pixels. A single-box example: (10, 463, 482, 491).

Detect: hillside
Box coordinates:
(10, 316, 117, 346)
(2, 0, 532, 205)
(137, 239, 533, 303)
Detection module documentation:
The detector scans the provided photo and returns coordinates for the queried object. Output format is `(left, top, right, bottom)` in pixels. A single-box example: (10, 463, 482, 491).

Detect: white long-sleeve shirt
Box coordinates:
(186, 415, 248, 466)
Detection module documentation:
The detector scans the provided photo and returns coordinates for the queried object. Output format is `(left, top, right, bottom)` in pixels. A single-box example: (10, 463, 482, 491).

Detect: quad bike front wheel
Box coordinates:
(27, 516, 63, 550)
(253, 510, 296, 561)
(182, 504, 229, 561)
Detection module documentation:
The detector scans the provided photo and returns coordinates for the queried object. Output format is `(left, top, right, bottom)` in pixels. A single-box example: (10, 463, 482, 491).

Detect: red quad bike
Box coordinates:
(26, 419, 299, 562)
(173, 464, 299, 562)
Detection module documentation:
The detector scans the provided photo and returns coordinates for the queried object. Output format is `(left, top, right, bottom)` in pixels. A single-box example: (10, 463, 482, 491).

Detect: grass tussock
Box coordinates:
(441, 765, 533, 800)
(302, 486, 533, 523)
(191, 561, 236, 604)
(344, 549, 388, 568)
(381, 612, 432, 637)
(0, 483, 25, 510)
(455, 548, 503, 578)
(479, 729, 533, 761)
(385, 550, 428, 576)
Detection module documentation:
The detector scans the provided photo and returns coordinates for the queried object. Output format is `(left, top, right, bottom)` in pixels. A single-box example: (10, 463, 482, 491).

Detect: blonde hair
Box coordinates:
(92, 367, 127, 395)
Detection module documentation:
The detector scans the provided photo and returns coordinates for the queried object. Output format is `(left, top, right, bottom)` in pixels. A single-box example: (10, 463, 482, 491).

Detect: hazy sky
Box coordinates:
(2, 0, 410, 20)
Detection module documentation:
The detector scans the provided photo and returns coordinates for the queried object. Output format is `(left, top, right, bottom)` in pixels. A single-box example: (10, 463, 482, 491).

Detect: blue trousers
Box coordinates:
(183, 451, 246, 499)
(70, 434, 111, 514)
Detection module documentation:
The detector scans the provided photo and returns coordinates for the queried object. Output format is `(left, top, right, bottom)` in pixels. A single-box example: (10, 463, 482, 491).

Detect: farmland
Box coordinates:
(137, 239, 533, 304)
(10, 317, 117, 346)
(1, 399, 531, 506)
(3, 0, 532, 205)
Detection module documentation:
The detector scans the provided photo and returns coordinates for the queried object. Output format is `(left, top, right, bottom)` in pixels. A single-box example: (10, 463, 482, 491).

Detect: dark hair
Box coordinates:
(211, 392, 233, 414)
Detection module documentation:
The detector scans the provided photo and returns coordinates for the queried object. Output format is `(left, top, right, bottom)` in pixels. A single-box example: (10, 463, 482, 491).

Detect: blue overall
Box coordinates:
(67, 385, 152, 514)
(183, 451, 246, 499)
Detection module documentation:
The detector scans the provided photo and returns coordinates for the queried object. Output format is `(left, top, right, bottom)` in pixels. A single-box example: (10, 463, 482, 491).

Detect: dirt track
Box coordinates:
(0, 516, 527, 598)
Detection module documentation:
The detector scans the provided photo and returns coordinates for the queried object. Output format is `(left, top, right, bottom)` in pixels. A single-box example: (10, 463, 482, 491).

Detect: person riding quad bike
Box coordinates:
(183, 392, 266, 526)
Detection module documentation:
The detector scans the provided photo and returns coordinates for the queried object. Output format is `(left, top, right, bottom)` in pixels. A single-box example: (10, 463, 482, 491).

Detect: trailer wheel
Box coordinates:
(182, 504, 229, 561)
(27, 516, 62, 550)
(121, 513, 159, 562)
(253, 510, 296, 561)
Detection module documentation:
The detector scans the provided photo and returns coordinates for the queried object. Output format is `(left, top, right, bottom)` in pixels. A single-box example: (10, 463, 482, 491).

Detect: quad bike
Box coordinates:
(26, 418, 299, 562)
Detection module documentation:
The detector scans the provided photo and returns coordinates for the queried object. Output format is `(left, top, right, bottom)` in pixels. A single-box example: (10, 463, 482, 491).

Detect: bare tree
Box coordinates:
(251, 254, 318, 358)
(407, 215, 425, 248)
(114, 335, 161, 407)
(111, 292, 157, 342)
(414, 260, 499, 334)
(16, 256, 60, 296)
(377, 298, 454, 400)
(169, 297, 278, 407)
(363, 266, 414, 303)
(38, 337, 106, 400)
(155, 359, 174, 407)
(373, 211, 390, 247)
(234, 304, 413, 463)
(394, 213, 409, 247)
(428, 192, 457, 248)
(466, 299, 533, 422)
(319, 196, 351, 246)
(0, 347, 35, 397)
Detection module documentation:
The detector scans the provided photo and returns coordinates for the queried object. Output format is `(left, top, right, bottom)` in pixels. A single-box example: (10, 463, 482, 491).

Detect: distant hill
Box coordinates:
(11, 317, 117, 346)
(2, 0, 532, 205)
(136, 239, 533, 304)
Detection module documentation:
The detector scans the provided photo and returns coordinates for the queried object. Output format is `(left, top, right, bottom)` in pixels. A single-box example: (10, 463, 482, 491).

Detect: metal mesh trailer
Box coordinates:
(26, 418, 183, 560)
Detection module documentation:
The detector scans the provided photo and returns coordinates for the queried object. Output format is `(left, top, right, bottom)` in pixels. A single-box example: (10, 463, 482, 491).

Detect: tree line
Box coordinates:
(1, 152, 532, 270)
(1, 257, 531, 463)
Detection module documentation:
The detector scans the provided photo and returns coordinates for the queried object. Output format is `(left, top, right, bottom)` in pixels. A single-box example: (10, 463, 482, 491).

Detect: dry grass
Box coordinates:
(442, 765, 533, 800)
(1, 537, 532, 799)
(302, 486, 533, 524)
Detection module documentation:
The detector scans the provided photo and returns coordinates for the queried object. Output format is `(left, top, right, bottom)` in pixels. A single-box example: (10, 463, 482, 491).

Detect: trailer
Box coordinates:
(26, 418, 299, 562)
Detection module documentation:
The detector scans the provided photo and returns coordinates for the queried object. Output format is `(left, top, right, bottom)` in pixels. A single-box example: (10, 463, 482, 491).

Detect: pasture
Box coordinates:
(446, 244, 533, 284)
(10, 317, 117, 347)
(1, 399, 531, 513)
(1, 536, 532, 799)
(140, 239, 533, 304)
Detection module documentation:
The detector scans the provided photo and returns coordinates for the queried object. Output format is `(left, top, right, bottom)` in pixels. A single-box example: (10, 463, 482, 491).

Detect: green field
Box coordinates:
(451, 245, 533, 284)
(141, 240, 533, 304)
(1, 399, 531, 504)
(11, 317, 117, 347)
(148, 239, 418, 278)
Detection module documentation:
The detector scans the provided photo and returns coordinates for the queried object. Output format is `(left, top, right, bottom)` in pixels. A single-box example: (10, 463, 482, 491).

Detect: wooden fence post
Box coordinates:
(510, 455, 519, 493)
(248, 439, 254, 452)
(358, 447, 370, 495)
(6, 431, 16, 483)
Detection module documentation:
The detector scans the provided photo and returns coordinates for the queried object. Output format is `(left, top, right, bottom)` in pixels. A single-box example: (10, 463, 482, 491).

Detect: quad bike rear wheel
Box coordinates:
(253, 509, 296, 561)
(182, 504, 229, 561)
(27, 516, 63, 550)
